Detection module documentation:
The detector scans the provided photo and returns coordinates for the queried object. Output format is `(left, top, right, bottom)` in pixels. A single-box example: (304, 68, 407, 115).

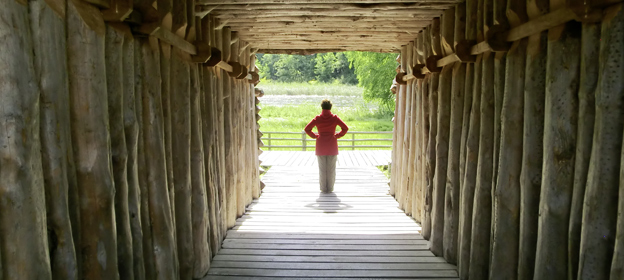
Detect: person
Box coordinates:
(304, 99, 349, 193)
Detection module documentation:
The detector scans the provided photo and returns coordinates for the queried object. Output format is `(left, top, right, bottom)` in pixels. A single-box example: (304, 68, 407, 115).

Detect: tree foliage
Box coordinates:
(256, 51, 397, 113)
(344, 52, 397, 112)
(256, 53, 357, 84)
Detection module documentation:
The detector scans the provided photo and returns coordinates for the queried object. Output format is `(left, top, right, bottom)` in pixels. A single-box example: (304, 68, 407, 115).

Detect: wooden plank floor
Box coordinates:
(204, 166, 458, 279)
(259, 150, 392, 167)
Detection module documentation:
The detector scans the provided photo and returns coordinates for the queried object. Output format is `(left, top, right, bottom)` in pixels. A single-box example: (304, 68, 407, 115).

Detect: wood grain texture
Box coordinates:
(105, 25, 134, 280)
(568, 22, 600, 280)
(68, 1, 119, 277)
(491, 39, 526, 280)
(518, 1, 547, 279)
(0, 1, 51, 279)
(534, 20, 581, 280)
(171, 49, 194, 280)
(579, 5, 624, 280)
(29, 1, 79, 279)
(206, 165, 458, 279)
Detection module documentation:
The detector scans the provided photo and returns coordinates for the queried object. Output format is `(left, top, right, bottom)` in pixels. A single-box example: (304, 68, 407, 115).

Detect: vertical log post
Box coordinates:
(490, 0, 527, 277)
(458, 0, 478, 277)
(579, 5, 624, 280)
(534, 0, 582, 278)
(105, 24, 134, 280)
(517, 0, 548, 279)
(0, 1, 51, 279)
(30, 1, 79, 279)
(67, 1, 118, 278)
(568, 22, 600, 280)
(431, 11, 453, 257)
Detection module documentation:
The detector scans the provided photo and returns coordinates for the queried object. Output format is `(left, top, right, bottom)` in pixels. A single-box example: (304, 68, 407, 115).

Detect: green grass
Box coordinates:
(258, 104, 394, 151)
(258, 80, 362, 96)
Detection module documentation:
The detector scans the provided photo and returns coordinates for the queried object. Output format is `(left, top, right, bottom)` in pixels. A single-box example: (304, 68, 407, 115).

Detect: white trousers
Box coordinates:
(317, 155, 337, 193)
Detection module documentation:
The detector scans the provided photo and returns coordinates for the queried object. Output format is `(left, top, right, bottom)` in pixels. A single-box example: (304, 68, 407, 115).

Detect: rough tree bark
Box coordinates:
(105, 25, 134, 280)
(171, 49, 194, 280)
(134, 39, 156, 280)
(160, 45, 177, 239)
(67, 1, 118, 278)
(423, 71, 438, 241)
(122, 37, 145, 280)
(518, 1, 547, 279)
(468, 52, 491, 280)
(29, 1, 79, 279)
(0, 1, 51, 279)
(140, 38, 179, 280)
(491, 38, 527, 280)
(568, 22, 599, 280)
(612, 134, 624, 279)
(190, 64, 211, 278)
(579, 5, 624, 280)
(430, 64, 452, 257)
(534, 19, 581, 280)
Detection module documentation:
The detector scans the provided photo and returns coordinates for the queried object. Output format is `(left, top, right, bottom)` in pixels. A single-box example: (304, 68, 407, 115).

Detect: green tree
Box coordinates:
(345, 51, 397, 112)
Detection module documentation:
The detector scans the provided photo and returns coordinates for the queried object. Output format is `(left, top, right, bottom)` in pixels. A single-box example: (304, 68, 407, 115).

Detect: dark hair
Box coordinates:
(321, 99, 332, 110)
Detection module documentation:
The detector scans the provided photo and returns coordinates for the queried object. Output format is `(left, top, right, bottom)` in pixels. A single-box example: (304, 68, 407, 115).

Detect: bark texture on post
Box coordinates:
(491, 38, 526, 280)
(67, 1, 118, 278)
(140, 39, 179, 280)
(171, 49, 194, 280)
(30, 1, 79, 279)
(579, 5, 624, 280)
(0, 1, 51, 279)
(105, 25, 134, 280)
(568, 23, 599, 280)
(190, 64, 211, 278)
(468, 53, 491, 280)
(518, 1, 547, 278)
(423, 72, 438, 241)
(534, 19, 581, 280)
(122, 37, 145, 280)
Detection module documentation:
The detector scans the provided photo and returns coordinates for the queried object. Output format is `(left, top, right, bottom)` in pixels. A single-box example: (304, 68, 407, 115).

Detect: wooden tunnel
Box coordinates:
(0, 0, 623, 279)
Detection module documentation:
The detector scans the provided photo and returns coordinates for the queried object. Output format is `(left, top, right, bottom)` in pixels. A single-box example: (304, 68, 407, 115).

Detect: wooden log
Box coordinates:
(457, 60, 477, 280)
(201, 66, 221, 256)
(517, 1, 548, 279)
(190, 64, 211, 278)
(171, 48, 194, 280)
(533, 7, 581, 280)
(0, 1, 51, 279)
(490, 38, 527, 280)
(613, 132, 624, 278)
(579, 4, 624, 280)
(134, 36, 155, 280)
(400, 45, 413, 212)
(457, 2, 470, 203)
(468, 52, 490, 280)
(568, 22, 599, 280)
(443, 4, 466, 262)
(67, 1, 118, 278)
(105, 25, 134, 280)
(422, 29, 437, 241)
(122, 37, 146, 280)
(173, 0, 188, 37)
(160, 45, 177, 239)
(223, 41, 238, 228)
(140, 38, 180, 280)
(214, 19, 229, 238)
(29, 1, 79, 279)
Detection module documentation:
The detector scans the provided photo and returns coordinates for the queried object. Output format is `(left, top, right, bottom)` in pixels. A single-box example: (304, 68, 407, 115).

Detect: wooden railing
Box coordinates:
(261, 131, 393, 151)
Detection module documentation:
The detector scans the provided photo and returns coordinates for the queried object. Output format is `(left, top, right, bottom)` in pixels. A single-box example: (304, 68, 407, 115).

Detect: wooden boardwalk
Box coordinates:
(204, 165, 459, 279)
(259, 150, 392, 167)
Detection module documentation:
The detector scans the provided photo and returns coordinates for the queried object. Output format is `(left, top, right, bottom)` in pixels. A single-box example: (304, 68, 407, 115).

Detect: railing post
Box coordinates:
(302, 131, 306, 151)
(268, 133, 272, 151)
(352, 133, 355, 150)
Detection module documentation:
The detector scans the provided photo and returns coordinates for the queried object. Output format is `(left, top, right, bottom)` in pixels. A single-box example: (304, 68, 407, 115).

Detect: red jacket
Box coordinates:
(304, 110, 349, 155)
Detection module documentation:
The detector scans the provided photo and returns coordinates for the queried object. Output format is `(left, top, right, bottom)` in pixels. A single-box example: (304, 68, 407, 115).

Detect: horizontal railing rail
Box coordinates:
(260, 131, 393, 151)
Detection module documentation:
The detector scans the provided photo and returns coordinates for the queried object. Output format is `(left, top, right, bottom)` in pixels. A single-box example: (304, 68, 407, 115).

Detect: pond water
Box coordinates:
(258, 94, 373, 108)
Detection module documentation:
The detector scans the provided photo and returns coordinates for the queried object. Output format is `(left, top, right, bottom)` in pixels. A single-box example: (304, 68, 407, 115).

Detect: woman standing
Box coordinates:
(304, 99, 349, 193)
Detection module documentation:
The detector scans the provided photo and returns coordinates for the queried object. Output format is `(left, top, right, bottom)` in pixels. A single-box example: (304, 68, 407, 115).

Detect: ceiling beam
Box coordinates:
(197, 0, 460, 4)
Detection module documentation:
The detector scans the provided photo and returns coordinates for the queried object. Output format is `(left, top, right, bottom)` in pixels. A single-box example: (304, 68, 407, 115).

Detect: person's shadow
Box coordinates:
(304, 192, 353, 214)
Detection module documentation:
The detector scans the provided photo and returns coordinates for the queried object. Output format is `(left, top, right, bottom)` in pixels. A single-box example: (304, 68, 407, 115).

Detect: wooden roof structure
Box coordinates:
(195, 1, 463, 54)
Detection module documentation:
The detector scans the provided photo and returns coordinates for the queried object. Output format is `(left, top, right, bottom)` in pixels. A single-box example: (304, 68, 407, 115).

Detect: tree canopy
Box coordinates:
(256, 52, 397, 112)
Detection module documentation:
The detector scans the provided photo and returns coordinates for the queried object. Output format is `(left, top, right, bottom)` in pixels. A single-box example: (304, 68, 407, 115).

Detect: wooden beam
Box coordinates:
(196, 3, 454, 10)
(136, 24, 198, 55)
(197, 0, 462, 4)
